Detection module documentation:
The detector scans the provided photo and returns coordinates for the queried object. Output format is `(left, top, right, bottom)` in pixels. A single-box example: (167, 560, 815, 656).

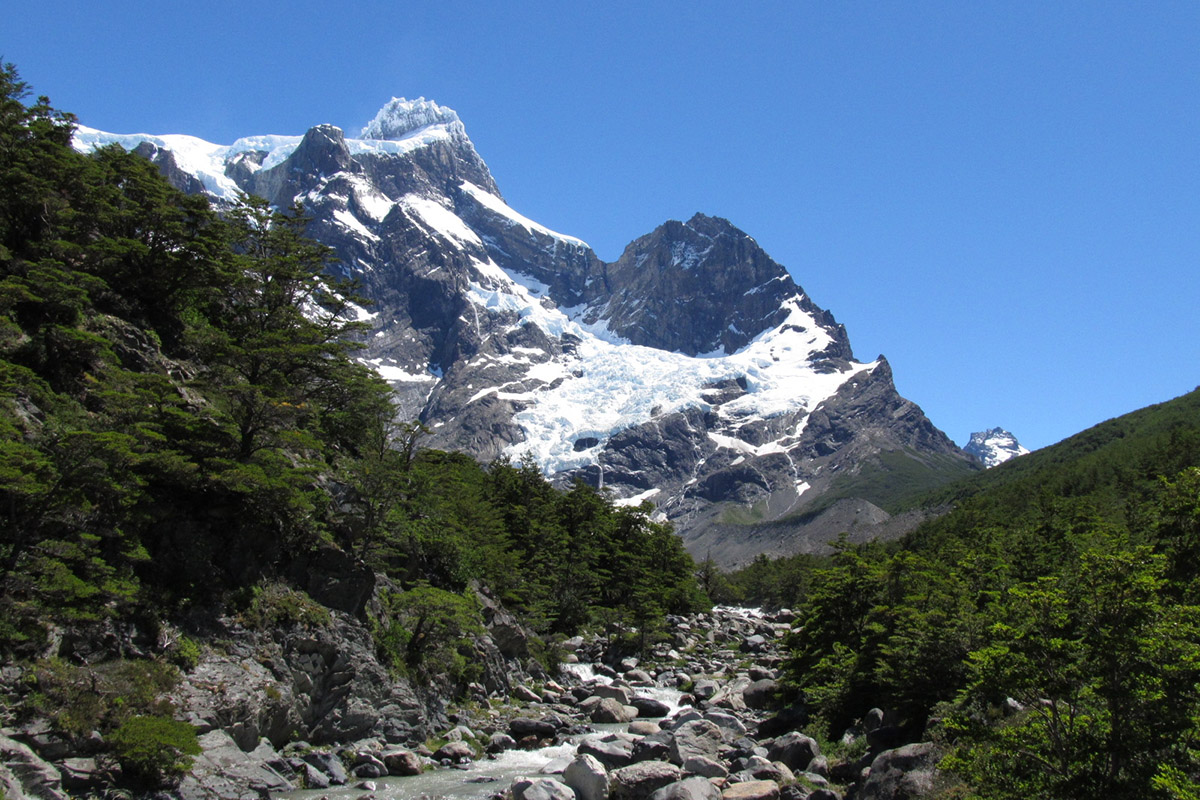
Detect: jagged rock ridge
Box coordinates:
(74, 98, 979, 565)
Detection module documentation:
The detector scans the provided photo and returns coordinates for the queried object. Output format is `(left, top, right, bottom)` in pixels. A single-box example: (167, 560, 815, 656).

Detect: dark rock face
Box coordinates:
(169, 611, 425, 748)
(580, 214, 847, 358)
(132, 142, 207, 195)
(97, 98, 978, 564)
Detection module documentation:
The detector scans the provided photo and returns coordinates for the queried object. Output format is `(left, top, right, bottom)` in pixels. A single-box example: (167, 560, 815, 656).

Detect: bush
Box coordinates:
(107, 714, 201, 787)
(244, 581, 331, 629)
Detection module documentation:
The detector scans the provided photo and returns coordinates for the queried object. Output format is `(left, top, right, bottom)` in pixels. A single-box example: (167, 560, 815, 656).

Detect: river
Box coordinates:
(282, 666, 686, 800)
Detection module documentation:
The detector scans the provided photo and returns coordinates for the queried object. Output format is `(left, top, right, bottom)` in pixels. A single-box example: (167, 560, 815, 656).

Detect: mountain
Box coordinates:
(963, 427, 1030, 467)
(74, 97, 979, 565)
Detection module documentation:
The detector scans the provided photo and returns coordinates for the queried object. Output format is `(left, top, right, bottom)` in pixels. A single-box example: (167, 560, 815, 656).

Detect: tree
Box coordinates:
(945, 548, 1200, 799)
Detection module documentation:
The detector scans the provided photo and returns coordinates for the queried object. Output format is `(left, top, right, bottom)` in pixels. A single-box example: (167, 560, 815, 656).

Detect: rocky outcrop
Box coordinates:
(169, 612, 425, 749)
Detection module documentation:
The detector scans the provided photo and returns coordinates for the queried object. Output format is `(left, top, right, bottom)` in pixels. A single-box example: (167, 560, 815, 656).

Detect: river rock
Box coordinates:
(563, 753, 610, 800)
(721, 780, 780, 800)
(668, 719, 725, 765)
(630, 720, 663, 736)
(626, 669, 655, 684)
(766, 732, 819, 772)
(611, 761, 683, 800)
(352, 753, 388, 778)
(434, 740, 474, 762)
(593, 697, 637, 723)
(593, 684, 635, 705)
(665, 709, 703, 729)
(682, 755, 728, 778)
(692, 680, 719, 700)
(489, 732, 518, 753)
(579, 737, 636, 769)
(632, 696, 673, 718)
(512, 776, 576, 800)
(510, 717, 559, 739)
(651, 776, 724, 800)
(514, 685, 542, 703)
(704, 711, 747, 739)
(856, 742, 938, 800)
(301, 750, 347, 784)
(384, 753, 427, 777)
(742, 679, 778, 710)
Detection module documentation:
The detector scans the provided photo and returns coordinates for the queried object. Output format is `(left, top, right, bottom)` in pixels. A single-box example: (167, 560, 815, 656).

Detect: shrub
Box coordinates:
(107, 714, 201, 787)
(244, 581, 331, 629)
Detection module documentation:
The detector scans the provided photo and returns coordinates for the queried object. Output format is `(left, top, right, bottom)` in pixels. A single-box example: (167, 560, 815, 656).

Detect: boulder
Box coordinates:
(594, 684, 635, 705)
(352, 754, 388, 779)
(669, 719, 725, 766)
(382, 748, 423, 776)
(856, 742, 938, 800)
(626, 669, 655, 684)
(704, 711, 747, 739)
(721, 780, 780, 800)
(742, 679, 779, 710)
(434, 740, 474, 762)
(489, 732, 518, 753)
(632, 732, 673, 763)
(611, 761, 684, 800)
(301, 750, 347, 785)
(593, 696, 637, 723)
(681, 755, 728, 778)
(299, 762, 330, 789)
(630, 720, 663, 736)
(651, 776, 724, 800)
(514, 685, 543, 703)
(632, 695, 674, 718)
(510, 717, 559, 739)
(766, 732, 820, 772)
(579, 737, 636, 769)
(512, 776, 577, 800)
(563, 753, 610, 800)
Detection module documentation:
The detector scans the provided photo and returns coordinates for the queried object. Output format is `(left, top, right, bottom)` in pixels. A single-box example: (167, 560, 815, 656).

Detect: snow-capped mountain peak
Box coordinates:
(964, 427, 1029, 467)
(360, 97, 463, 141)
(72, 97, 979, 565)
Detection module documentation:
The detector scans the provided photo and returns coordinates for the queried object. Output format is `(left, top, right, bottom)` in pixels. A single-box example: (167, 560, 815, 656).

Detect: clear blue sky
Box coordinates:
(6, 1, 1198, 450)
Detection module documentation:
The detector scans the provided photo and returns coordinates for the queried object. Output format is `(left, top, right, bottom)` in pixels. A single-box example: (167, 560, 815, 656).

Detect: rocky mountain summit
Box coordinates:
(962, 427, 1029, 468)
(74, 98, 978, 564)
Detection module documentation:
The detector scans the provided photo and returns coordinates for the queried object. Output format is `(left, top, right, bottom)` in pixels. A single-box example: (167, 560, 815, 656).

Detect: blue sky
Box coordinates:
(5, 1, 1198, 450)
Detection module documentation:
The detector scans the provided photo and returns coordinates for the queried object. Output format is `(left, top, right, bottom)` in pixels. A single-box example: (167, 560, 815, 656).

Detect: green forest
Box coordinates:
(726, 388, 1200, 798)
(3, 60, 1200, 799)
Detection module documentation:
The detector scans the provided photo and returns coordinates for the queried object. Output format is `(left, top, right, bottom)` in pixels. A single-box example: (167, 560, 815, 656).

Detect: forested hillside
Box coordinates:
(729, 387, 1200, 798)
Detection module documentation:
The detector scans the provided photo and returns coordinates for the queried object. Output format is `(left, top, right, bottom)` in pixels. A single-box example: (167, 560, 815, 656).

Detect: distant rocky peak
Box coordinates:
(964, 427, 1030, 468)
(683, 212, 747, 241)
(360, 97, 464, 141)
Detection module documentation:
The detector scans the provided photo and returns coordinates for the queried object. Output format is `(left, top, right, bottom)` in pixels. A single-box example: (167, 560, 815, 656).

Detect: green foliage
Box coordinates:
(943, 548, 1200, 799)
(373, 584, 483, 682)
(107, 714, 201, 787)
(168, 634, 202, 671)
(243, 581, 331, 629)
(29, 657, 181, 736)
(768, 388, 1200, 798)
